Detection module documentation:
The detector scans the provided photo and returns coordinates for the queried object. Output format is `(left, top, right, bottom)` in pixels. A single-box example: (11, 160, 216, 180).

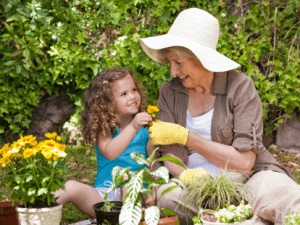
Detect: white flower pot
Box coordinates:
(201, 218, 252, 225)
(16, 204, 62, 225)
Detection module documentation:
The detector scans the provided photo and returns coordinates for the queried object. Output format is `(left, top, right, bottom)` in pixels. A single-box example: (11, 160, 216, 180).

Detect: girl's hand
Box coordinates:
(131, 112, 153, 130)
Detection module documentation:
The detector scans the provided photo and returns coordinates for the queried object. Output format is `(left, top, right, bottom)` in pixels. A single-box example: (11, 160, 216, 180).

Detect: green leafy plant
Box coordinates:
(0, 132, 67, 207)
(184, 171, 250, 211)
(99, 201, 115, 212)
(285, 212, 300, 225)
(108, 147, 185, 225)
(192, 201, 252, 224)
(1, 0, 299, 142)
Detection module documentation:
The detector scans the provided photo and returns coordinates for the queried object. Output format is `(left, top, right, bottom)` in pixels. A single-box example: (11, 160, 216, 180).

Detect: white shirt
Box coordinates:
(186, 109, 241, 177)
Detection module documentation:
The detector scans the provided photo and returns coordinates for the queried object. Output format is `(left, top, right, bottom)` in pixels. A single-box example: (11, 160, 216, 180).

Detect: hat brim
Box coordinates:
(140, 33, 240, 72)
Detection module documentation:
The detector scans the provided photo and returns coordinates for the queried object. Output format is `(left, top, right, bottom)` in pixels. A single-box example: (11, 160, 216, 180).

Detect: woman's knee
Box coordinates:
(157, 183, 183, 209)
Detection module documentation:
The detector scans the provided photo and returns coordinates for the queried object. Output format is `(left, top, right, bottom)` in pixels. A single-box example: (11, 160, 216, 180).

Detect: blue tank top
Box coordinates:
(94, 126, 149, 188)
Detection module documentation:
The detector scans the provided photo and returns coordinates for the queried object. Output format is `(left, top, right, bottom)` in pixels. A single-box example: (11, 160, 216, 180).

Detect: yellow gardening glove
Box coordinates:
(148, 120, 189, 145)
(179, 168, 210, 186)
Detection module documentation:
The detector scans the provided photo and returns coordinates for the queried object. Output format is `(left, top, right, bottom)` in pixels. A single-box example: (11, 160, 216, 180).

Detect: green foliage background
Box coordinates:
(0, 0, 299, 139)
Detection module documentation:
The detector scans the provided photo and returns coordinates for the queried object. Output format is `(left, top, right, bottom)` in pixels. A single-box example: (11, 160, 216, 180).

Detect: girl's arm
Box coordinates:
(98, 112, 152, 159)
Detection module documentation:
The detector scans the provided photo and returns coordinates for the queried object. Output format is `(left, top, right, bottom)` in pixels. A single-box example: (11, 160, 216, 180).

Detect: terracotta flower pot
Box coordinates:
(139, 215, 179, 225)
(0, 201, 19, 225)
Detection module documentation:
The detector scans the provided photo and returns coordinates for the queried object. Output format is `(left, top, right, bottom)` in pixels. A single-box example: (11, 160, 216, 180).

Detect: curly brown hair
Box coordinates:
(81, 68, 147, 144)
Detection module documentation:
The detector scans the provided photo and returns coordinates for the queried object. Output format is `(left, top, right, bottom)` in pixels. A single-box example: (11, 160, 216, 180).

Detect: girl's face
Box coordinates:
(166, 54, 210, 89)
(112, 74, 141, 117)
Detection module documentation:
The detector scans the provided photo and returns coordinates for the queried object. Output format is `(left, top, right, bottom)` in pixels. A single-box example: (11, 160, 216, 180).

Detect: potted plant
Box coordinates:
(0, 132, 68, 225)
(97, 147, 185, 225)
(285, 212, 300, 225)
(181, 171, 252, 225)
(0, 199, 19, 225)
(0, 183, 19, 225)
(93, 200, 123, 225)
(192, 201, 252, 225)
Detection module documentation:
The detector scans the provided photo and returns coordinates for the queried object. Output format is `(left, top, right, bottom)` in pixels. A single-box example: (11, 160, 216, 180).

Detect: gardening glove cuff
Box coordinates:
(148, 120, 189, 145)
(179, 168, 209, 186)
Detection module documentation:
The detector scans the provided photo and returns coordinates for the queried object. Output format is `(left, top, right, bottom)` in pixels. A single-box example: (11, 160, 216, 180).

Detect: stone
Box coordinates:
(27, 91, 75, 140)
(276, 114, 300, 153)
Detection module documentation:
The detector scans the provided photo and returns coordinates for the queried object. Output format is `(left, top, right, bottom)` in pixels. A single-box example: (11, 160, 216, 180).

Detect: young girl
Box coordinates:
(54, 68, 153, 218)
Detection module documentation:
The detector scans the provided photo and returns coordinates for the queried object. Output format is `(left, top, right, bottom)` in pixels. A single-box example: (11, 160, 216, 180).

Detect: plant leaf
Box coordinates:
(119, 198, 142, 225)
(125, 170, 144, 201)
(160, 181, 180, 196)
(144, 206, 160, 225)
(150, 166, 169, 183)
(155, 155, 186, 169)
(130, 152, 148, 166)
(111, 166, 130, 189)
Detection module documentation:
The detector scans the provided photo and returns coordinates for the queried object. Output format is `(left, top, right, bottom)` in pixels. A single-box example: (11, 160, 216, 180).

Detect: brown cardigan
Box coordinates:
(157, 70, 294, 179)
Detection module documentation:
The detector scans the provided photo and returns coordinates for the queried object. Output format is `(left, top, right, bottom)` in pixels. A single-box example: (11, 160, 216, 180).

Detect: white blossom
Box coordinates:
(117, 36, 128, 41)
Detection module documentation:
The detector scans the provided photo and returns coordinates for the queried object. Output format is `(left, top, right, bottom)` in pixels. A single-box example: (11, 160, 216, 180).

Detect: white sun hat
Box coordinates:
(139, 8, 240, 72)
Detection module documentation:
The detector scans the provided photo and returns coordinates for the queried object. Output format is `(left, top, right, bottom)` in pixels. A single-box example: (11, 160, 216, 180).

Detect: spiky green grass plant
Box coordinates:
(184, 171, 250, 211)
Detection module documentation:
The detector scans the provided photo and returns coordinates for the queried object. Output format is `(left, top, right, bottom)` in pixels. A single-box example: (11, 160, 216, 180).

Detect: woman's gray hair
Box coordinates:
(160, 46, 197, 63)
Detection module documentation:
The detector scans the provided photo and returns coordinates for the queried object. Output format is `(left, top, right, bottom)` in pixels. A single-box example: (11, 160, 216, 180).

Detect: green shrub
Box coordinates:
(0, 0, 299, 140)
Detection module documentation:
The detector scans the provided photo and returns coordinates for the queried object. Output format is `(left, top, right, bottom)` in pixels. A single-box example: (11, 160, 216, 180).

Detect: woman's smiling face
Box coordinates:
(166, 53, 210, 89)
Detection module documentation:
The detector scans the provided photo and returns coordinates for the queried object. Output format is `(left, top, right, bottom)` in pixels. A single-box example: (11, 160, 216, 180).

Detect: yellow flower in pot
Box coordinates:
(0, 132, 68, 225)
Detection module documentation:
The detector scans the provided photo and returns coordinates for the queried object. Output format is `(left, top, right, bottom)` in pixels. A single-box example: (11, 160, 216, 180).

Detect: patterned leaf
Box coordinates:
(119, 198, 142, 225)
(130, 152, 148, 166)
(125, 170, 144, 201)
(144, 206, 160, 225)
(111, 166, 130, 188)
(150, 166, 169, 183)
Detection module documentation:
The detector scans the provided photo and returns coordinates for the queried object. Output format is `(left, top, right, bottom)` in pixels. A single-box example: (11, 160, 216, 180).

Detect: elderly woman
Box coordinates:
(139, 8, 300, 225)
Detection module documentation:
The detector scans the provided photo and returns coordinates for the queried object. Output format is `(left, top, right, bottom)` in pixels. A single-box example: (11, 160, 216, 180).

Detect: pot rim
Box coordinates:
(16, 204, 62, 212)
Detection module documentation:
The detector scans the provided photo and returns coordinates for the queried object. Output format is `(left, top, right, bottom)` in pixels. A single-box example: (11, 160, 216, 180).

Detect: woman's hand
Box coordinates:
(179, 167, 210, 186)
(148, 120, 189, 145)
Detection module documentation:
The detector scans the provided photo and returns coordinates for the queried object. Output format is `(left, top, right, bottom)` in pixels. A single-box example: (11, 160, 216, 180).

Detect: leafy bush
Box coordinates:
(0, 0, 299, 140)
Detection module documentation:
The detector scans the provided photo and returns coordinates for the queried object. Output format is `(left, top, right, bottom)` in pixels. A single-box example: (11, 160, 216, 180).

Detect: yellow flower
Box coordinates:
(17, 135, 38, 149)
(7, 148, 21, 160)
(0, 132, 67, 207)
(0, 143, 10, 155)
(56, 136, 62, 142)
(0, 156, 10, 167)
(147, 105, 159, 120)
(42, 150, 52, 159)
(45, 132, 58, 139)
(23, 148, 34, 159)
(52, 149, 67, 160)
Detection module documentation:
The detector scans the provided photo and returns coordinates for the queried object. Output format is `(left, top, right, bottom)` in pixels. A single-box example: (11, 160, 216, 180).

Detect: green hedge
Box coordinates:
(0, 0, 299, 140)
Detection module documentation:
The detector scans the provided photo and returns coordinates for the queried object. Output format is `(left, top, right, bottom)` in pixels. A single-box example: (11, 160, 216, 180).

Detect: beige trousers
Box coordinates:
(157, 170, 300, 225)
